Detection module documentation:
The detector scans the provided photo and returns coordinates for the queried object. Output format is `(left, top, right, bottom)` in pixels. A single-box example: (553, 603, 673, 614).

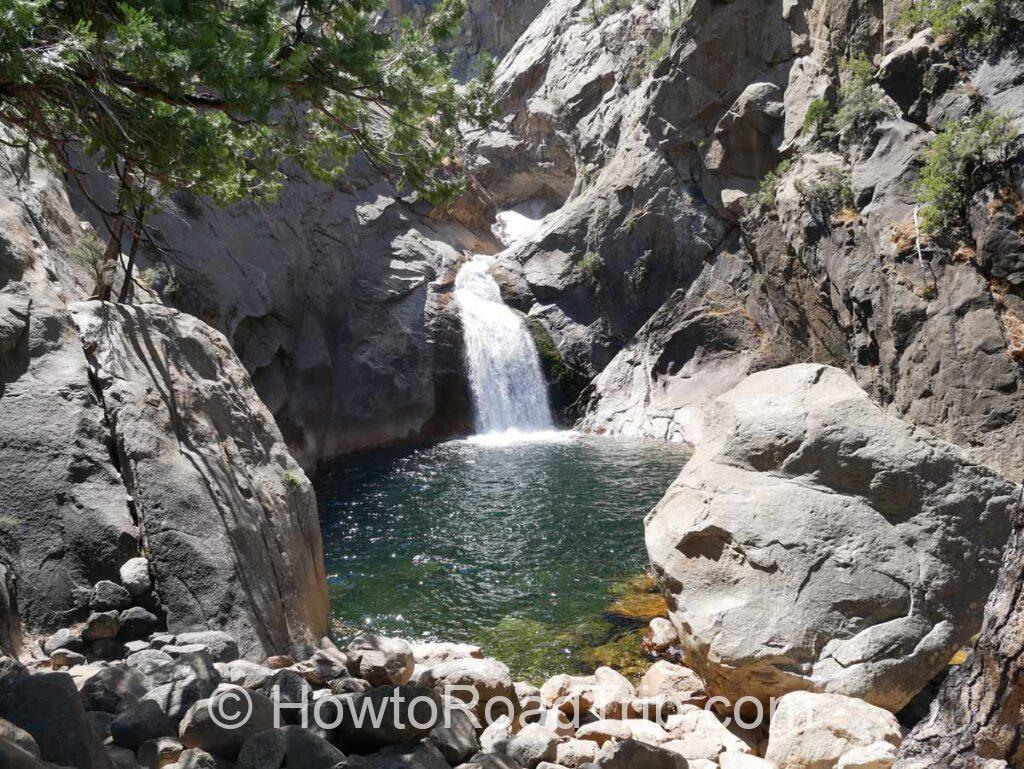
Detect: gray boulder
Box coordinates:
(418, 658, 517, 721)
(346, 633, 414, 686)
(44, 628, 84, 655)
(508, 724, 559, 769)
(179, 685, 275, 759)
(646, 364, 1018, 712)
(141, 651, 221, 725)
(174, 632, 240, 664)
(72, 300, 330, 661)
(0, 718, 39, 757)
(0, 670, 111, 769)
(92, 581, 133, 611)
(110, 700, 176, 749)
(427, 704, 480, 764)
(83, 611, 120, 642)
(118, 607, 160, 641)
(119, 558, 152, 598)
(80, 665, 152, 713)
(336, 684, 444, 751)
(591, 740, 688, 769)
(365, 742, 450, 769)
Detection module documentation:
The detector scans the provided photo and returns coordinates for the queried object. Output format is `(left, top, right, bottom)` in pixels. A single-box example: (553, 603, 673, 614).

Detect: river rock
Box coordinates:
(83, 611, 120, 642)
(138, 736, 184, 768)
(43, 628, 84, 655)
(236, 728, 286, 769)
(0, 670, 110, 769)
(663, 709, 751, 760)
(540, 674, 595, 714)
(410, 642, 484, 667)
(174, 632, 240, 664)
(51, 648, 87, 669)
(427, 703, 480, 764)
(80, 665, 152, 713)
(72, 301, 330, 661)
(556, 739, 599, 768)
(179, 685, 276, 759)
(111, 700, 177, 749)
(119, 607, 160, 641)
(646, 364, 1018, 711)
(218, 660, 274, 690)
(637, 662, 706, 707)
(120, 558, 153, 597)
(0, 718, 40, 758)
(336, 684, 444, 751)
(591, 739, 689, 769)
(419, 658, 517, 721)
(508, 724, 559, 768)
(836, 741, 897, 769)
(644, 619, 680, 654)
(142, 651, 221, 725)
(365, 742, 450, 769)
(346, 634, 414, 686)
(92, 581, 133, 611)
(764, 692, 901, 769)
(576, 719, 668, 747)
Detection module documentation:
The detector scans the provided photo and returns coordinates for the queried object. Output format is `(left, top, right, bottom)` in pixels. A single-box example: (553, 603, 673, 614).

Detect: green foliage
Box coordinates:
(753, 159, 793, 211)
(900, 0, 1020, 53)
(285, 470, 301, 490)
(576, 251, 605, 294)
(802, 98, 836, 138)
(0, 0, 492, 220)
(795, 165, 854, 222)
(66, 230, 115, 296)
(833, 56, 889, 139)
(588, 0, 633, 24)
(917, 110, 1020, 234)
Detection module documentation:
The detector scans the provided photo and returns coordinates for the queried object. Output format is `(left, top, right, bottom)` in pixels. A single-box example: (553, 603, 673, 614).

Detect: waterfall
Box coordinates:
(454, 255, 554, 435)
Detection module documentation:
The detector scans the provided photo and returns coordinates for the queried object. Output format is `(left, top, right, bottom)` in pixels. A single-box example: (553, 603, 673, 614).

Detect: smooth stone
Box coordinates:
(92, 581, 133, 611)
(120, 557, 153, 597)
(346, 633, 415, 686)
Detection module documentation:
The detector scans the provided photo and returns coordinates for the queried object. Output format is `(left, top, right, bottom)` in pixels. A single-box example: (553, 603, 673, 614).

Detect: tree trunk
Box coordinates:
(895, 488, 1024, 769)
(98, 212, 124, 302)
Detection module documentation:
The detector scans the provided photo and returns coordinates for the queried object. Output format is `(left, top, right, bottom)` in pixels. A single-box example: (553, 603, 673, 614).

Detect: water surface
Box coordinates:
(316, 433, 688, 681)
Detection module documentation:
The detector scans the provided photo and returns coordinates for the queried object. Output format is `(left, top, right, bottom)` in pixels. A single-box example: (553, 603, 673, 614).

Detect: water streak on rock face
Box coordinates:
(454, 256, 553, 434)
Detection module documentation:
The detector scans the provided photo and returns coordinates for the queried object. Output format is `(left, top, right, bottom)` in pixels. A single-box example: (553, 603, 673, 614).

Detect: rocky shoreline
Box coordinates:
(1, 608, 910, 769)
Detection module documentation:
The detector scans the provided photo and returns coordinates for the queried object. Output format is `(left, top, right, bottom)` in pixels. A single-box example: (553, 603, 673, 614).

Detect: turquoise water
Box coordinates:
(315, 433, 688, 681)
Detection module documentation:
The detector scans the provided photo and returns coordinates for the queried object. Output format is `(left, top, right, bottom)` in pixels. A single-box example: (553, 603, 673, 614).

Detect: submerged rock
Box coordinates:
(647, 364, 1017, 712)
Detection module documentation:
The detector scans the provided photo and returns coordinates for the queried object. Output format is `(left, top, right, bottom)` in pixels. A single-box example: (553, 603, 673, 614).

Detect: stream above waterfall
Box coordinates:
(316, 434, 688, 681)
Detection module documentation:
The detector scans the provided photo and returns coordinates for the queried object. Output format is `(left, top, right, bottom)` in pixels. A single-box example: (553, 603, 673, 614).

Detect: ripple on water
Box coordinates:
(315, 433, 689, 682)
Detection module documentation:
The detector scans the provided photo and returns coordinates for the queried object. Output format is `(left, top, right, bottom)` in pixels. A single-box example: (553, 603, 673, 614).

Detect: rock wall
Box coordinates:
(73, 301, 330, 660)
(0, 149, 329, 658)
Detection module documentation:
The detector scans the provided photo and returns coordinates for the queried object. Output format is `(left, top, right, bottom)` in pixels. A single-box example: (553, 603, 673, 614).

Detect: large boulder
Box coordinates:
(72, 301, 330, 660)
(0, 670, 111, 769)
(764, 692, 901, 769)
(646, 364, 1017, 711)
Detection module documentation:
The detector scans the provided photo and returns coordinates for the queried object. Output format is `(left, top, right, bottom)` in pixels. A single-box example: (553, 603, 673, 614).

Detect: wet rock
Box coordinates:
(644, 619, 679, 654)
(764, 692, 901, 769)
(346, 634, 414, 686)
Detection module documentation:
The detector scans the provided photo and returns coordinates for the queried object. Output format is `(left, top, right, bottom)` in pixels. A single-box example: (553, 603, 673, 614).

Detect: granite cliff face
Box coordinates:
(0, 148, 329, 659)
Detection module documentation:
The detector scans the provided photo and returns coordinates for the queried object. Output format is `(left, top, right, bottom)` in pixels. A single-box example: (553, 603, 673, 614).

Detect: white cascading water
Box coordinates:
(455, 255, 554, 435)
